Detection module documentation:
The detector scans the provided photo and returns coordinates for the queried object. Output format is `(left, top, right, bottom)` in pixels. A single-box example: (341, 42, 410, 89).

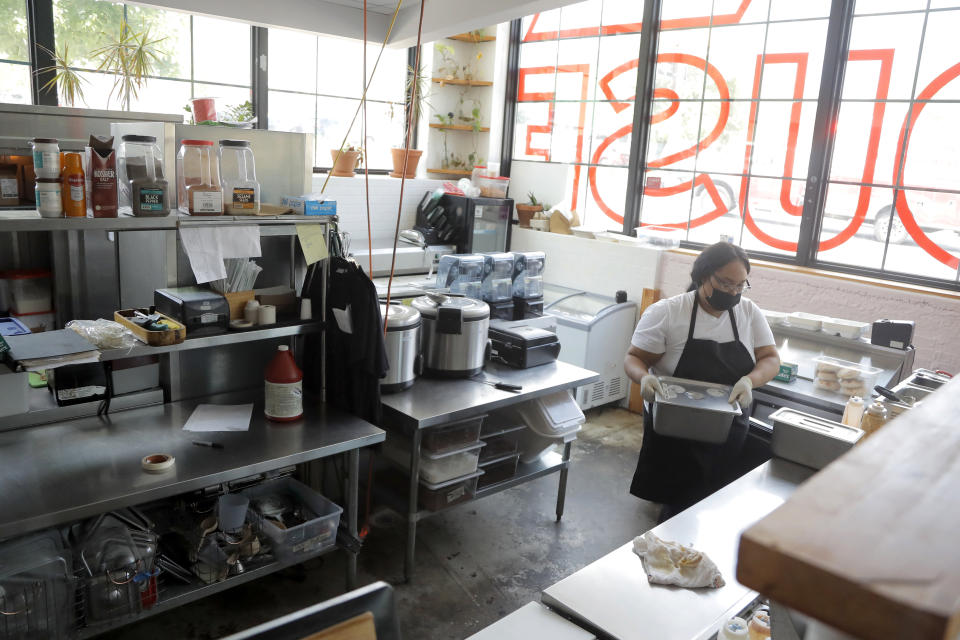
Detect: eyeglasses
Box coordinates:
(711, 274, 751, 293)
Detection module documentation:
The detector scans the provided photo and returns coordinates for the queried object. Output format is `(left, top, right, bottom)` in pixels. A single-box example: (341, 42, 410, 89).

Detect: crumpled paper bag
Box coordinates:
(632, 532, 725, 589)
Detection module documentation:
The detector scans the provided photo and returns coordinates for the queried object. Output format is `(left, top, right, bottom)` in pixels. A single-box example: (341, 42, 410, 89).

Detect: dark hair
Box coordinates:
(687, 242, 751, 291)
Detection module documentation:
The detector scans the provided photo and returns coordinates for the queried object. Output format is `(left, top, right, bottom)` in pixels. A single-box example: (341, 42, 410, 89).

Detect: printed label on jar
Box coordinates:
(192, 190, 223, 213)
(0, 178, 17, 198)
(36, 189, 62, 209)
(265, 380, 303, 419)
(232, 188, 256, 209)
(139, 188, 165, 211)
(32, 150, 58, 171)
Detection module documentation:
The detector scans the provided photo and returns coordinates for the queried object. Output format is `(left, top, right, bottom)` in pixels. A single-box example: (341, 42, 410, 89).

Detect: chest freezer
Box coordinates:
(542, 283, 637, 410)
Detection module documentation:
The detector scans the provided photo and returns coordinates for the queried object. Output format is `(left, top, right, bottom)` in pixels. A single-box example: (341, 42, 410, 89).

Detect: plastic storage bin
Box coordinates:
(421, 415, 485, 454)
(634, 225, 682, 249)
(419, 472, 481, 511)
(419, 441, 485, 484)
(0, 529, 74, 639)
(11, 310, 55, 333)
(243, 477, 343, 560)
(8, 270, 52, 314)
(477, 453, 520, 489)
(813, 355, 883, 398)
(479, 432, 520, 463)
(476, 175, 510, 198)
(512, 390, 584, 463)
(0, 316, 31, 336)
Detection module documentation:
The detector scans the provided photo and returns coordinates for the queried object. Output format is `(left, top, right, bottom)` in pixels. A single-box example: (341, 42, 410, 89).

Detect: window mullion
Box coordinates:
(27, 0, 57, 106)
(252, 26, 268, 130)
(499, 19, 522, 178)
(796, 0, 856, 266)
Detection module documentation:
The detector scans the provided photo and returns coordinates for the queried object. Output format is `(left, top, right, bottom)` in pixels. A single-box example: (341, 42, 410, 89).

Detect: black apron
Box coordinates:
(629, 292, 755, 507)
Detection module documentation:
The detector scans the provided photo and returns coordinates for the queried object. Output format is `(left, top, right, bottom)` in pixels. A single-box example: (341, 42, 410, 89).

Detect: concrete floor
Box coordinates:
(98, 408, 657, 640)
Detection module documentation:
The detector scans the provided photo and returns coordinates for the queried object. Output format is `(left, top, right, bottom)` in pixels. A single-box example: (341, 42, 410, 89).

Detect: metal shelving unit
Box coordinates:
(0, 212, 333, 233)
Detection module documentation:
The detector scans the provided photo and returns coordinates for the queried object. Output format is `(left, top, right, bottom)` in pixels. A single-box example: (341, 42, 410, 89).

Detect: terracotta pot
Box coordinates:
(515, 204, 543, 228)
(389, 148, 423, 178)
(330, 150, 360, 177)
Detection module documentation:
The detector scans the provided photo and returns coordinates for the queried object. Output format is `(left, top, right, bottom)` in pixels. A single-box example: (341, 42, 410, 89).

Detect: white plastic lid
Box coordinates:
(277, 345, 289, 351)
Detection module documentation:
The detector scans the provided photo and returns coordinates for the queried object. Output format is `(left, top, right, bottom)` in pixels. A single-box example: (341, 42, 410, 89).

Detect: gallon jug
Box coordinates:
(265, 345, 303, 421)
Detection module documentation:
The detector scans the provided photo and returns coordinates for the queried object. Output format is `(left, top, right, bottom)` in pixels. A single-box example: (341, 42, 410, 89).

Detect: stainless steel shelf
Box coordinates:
(474, 450, 566, 500)
(75, 544, 340, 639)
(0, 388, 164, 433)
(100, 322, 325, 361)
(0, 212, 335, 233)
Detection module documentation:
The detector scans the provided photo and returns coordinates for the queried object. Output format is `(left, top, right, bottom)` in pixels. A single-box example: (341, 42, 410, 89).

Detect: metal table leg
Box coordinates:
(404, 429, 423, 582)
(556, 441, 572, 522)
(346, 449, 359, 589)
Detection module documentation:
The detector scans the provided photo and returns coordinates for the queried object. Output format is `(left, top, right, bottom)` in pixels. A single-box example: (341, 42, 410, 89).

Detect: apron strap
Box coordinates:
(687, 292, 700, 342)
(728, 307, 741, 342)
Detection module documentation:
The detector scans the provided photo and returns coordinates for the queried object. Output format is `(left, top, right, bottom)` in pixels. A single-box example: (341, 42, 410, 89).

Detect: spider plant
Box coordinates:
(90, 19, 166, 109)
(33, 43, 87, 107)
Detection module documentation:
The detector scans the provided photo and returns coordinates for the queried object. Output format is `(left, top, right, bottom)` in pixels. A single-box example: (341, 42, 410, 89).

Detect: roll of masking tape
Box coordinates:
(141, 453, 175, 473)
(257, 304, 276, 326)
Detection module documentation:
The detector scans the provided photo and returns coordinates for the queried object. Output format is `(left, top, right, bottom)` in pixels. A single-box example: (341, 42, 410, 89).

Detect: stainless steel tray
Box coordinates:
(770, 408, 862, 469)
(652, 376, 742, 444)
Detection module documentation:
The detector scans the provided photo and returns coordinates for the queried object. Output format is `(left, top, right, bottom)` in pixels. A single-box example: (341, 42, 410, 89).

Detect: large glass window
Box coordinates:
(267, 29, 408, 171)
(0, 0, 31, 104)
(817, 2, 960, 283)
(513, 0, 644, 231)
(51, 0, 250, 115)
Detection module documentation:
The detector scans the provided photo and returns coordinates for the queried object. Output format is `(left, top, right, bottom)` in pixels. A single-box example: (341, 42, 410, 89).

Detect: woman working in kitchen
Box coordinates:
(624, 242, 780, 522)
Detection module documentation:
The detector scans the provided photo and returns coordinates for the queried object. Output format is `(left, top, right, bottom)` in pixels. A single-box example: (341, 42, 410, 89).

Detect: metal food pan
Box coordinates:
(651, 376, 741, 444)
(770, 408, 862, 469)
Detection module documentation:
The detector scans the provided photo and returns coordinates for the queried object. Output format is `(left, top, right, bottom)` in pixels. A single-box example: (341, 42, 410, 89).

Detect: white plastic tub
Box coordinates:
(821, 318, 869, 339)
(8, 270, 52, 315)
(420, 441, 485, 484)
(789, 311, 826, 331)
(762, 310, 788, 327)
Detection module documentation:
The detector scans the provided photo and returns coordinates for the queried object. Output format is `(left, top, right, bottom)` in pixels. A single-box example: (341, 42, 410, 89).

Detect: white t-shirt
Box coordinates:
(630, 291, 776, 377)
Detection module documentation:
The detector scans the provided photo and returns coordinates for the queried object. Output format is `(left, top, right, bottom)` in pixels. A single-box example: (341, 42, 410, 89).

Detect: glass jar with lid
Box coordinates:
(177, 140, 223, 215)
(119, 135, 169, 216)
(218, 139, 260, 214)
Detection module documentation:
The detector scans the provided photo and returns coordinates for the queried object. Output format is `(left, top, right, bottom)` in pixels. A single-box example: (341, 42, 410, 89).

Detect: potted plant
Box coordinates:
(390, 64, 430, 179)
(331, 144, 362, 177)
(516, 192, 546, 228)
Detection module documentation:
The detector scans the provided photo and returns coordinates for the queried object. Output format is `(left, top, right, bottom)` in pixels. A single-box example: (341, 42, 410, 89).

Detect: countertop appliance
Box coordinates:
(542, 283, 638, 410)
(381, 303, 421, 393)
(154, 287, 229, 336)
(488, 321, 560, 369)
(412, 294, 490, 378)
(870, 319, 915, 349)
(413, 194, 513, 255)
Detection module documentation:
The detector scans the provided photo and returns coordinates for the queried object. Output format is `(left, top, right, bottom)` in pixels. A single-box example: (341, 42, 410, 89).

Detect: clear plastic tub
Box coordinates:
(420, 441, 485, 484)
(478, 432, 519, 463)
(0, 529, 73, 639)
(419, 472, 481, 511)
(477, 453, 520, 488)
(421, 415, 485, 454)
(634, 225, 682, 249)
(813, 355, 883, 398)
(8, 270, 52, 314)
(243, 477, 343, 560)
(476, 175, 510, 198)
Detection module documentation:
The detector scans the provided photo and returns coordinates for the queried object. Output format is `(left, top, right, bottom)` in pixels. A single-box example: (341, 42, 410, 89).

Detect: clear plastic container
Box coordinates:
(813, 355, 883, 398)
(243, 477, 343, 560)
(435, 254, 485, 298)
(219, 139, 261, 214)
(476, 175, 510, 198)
(119, 135, 169, 216)
(481, 252, 515, 303)
(421, 415, 485, 454)
(511, 251, 545, 300)
(478, 431, 519, 463)
(477, 452, 520, 488)
(420, 441, 485, 484)
(419, 472, 481, 511)
(177, 139, 223, 215)
(0, 529, 74, 639)
(634, 224, 682, 249)
(8, 269, 52, 314)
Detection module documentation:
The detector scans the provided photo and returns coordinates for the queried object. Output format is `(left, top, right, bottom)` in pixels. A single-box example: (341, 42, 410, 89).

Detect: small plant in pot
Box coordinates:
(391, 64, 430, 179)
(331, 143, 362, 177)
(516, 192, 546, 228)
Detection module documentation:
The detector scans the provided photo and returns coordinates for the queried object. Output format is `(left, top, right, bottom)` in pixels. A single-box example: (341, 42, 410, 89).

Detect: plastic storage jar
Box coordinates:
(219, 140, 260, 214)
(177, 140, 223, 215)
(31, 138, 60, 179)
(34, 178, 62, 217)
(8, 270, 53, 314)
(119, 135, 169, 216)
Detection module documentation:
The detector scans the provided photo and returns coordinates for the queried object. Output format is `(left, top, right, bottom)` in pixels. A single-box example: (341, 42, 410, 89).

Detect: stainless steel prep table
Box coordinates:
(380, 361, 599, 581)
(541, 459, 814, 640)
(0, 390, 384, 594)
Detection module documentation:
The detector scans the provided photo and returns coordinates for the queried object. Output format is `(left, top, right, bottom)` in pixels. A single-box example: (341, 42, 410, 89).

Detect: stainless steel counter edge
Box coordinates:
(0, 392, 384, 540)
(0, 214, 336, 233)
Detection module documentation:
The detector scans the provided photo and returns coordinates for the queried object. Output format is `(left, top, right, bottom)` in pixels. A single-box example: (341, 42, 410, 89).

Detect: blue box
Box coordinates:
(281, 195, 337, 216)
(0, 317, 31, 336)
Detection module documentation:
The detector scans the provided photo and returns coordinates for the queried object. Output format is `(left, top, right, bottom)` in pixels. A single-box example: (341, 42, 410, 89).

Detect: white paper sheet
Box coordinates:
(179, 226, 262, 283)
(182, 403, 254, 432)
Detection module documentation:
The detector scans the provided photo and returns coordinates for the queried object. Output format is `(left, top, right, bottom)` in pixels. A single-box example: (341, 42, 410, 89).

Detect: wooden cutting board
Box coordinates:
(737, 375, 960, 640)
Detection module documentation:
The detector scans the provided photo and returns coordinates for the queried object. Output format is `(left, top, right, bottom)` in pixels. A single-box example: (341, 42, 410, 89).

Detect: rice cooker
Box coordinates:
(412, 294, 490, 377)
(381, 303, 422, 393)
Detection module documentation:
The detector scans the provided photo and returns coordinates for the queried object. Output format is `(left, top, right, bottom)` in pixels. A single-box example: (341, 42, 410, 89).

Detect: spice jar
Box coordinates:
(218, 140, 260, 214)
(61, 153, 86, 217)
(859, 401, 889, 441)
(119, 135, 169, 217)
(35, 178, 63, 217)
(31, 138, 60, 179)
(177, 140, 223, 215)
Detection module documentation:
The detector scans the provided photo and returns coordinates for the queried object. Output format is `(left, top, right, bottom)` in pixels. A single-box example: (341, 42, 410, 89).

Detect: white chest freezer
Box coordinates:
(542, 283, 638, 410)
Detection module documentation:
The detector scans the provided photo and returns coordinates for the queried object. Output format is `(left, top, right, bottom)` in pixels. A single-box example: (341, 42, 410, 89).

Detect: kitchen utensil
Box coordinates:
(770, 408, 863, 469)
(873, 384, 908, 405)
(652, 376, 741, 444)
(413, 294, 491, 378)
(469, 375, 522, 392)
(381, 303, 422, 393)
(218, 494, 249, 533)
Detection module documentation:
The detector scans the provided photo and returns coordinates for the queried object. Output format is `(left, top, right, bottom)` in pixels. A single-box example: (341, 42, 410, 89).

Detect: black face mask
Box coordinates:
(705, 287, 741, 311)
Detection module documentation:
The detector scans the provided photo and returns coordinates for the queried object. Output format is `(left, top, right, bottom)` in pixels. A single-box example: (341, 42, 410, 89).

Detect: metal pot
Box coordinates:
(380, 303, 422, 393)
(412, 294, 490, 378)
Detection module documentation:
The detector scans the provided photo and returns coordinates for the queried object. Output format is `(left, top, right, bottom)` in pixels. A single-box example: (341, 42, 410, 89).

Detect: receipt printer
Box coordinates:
(154, 287, 229, 336)
(870, 319, 915, 350)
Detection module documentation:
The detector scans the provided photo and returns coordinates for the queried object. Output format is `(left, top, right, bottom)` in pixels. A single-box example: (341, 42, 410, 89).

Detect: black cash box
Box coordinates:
(870, 319, 915, 350)
(488, 322, 560, 369)
(154, 286, 229, 336)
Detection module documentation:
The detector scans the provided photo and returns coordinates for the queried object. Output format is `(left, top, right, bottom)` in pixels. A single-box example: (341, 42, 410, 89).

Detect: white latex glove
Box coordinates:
(728, 375, 753, 407)
(641, 374, 664, 403)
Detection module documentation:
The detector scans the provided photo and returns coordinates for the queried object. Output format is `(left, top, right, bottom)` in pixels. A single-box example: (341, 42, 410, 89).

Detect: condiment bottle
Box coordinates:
(748, 611, 771, 640)
(265, 345, 303, 422)
(219, 140, 260, 214)
(177, 140, 223, 215)
(841, 395, 865, 428)
(119, 135, 169, 217)
(61, 153, 86, 217)
(859, 401, 889, 441)
(718, 617, 749, 640)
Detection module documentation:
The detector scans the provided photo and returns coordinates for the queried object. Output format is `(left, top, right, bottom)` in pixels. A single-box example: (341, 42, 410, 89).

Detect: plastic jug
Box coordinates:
(177, 140, 223, 215)
(219, 139, 260, 214)
(265, 345, 303, 421)
(119, 135, 169, 216)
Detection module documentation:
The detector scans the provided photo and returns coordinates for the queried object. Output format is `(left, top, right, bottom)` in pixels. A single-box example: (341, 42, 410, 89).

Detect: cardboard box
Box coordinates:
(224, 290, 255, 320)
(281, 195, 336, 216)
(775, 361, 799, 382)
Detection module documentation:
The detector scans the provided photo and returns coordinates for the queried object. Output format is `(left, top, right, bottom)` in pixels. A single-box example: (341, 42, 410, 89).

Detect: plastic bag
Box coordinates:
(66, 319, 138, 350)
